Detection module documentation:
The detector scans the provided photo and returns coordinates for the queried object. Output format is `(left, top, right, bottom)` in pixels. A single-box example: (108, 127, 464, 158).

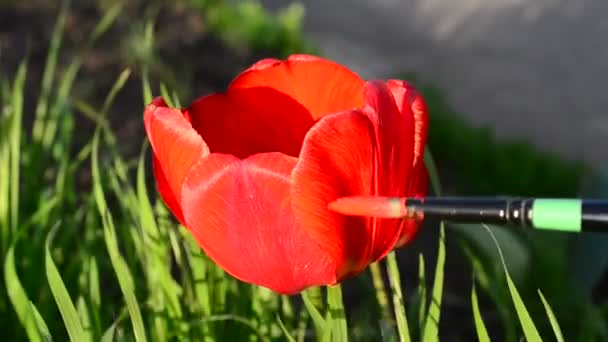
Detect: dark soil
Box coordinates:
(0, 0, 262, 156)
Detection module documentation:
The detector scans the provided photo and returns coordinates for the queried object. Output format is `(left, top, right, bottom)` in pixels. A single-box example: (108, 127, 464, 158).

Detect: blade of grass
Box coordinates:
(424, 147, 442, 196)
(136, 146, 181, 308)
(88, 256, 102, 338)
(251, 286, 280, 337)
(140, 20, 155, 107)
(0, 125, 8, 251)
(417, 254, 427, 330)
(141, 69, 153, 107)
(386, 252, 411, 342)
(187, 314, 268, 341)
(421, 148, 445, 342)
(100, 307, 130, 342)
(0, 78, 9, 241)
(76, 296, 93, 341)
(179, 229, 216, 339)
(301, 288, 326, 338)
(100, 324, 117, 342)
(9, 62, 26, 237)
(91, 131, 107, 213)
(41, 1, 121, 149)
(29, 301, 52, 342)
(277, 315, 296, 342)
(421, 225, 445, 342)
(5, 244, 46, 342)
(159, 83, 175, 108)
(136, 142, 158, 237)
(170, 227, 185, 272)
(96, 68, 132, 148)
(101, 69, 131, 116)
(41, 57, 78, 149)
(32, 0, 68, 142)
(45, 222, 89, 342)
(171, 90, 181, 108)
(90, 2, 124, 42)
(20, 196, 59, 232)
(92, 131, 147, 342)
(70, 66, 130, 163)
(538, 290, 564, 342)
(136, 144, 182, 341)
(471, 280, 490, 342)
(481, 224, 541, 342)
(51, 109, 74, 202)
(88, 256, 101, 309)
(369, 262, 393, 339)
(184, 234, 212, 316)
(101, 210, 148, 342)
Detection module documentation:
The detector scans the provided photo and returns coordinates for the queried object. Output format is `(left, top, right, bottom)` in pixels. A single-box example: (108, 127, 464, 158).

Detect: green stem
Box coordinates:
(307, 286, 323, 310)
(386, 252, 411, 342)
(370, 262, 391, 319)
(326, 285, 347, 342)
(370, 262, 395, 338)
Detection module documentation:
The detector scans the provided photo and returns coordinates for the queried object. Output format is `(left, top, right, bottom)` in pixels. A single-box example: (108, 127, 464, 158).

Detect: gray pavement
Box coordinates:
(262, 0, 608, 168)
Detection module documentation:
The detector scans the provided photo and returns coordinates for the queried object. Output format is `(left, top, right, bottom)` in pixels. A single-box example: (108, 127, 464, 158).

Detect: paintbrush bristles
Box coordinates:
(328, 196, 408, 218)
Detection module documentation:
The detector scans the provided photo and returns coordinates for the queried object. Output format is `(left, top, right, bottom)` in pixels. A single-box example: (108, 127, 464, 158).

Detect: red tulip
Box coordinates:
(144, 54, 428, 294)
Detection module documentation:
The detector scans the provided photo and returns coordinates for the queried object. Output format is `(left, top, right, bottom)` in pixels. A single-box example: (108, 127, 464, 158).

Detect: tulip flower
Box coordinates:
(144, 54, 428, 294)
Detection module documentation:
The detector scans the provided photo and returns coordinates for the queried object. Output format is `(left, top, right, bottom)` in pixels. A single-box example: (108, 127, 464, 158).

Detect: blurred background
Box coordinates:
(1, 0, 607, 340)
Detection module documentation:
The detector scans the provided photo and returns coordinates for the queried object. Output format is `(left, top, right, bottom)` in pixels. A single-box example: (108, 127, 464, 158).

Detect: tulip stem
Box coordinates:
(326, 285, 348, 342)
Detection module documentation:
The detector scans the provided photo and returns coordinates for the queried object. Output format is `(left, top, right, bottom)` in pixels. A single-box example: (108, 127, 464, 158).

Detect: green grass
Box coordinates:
(191, 0, 316, 58)
(0, 5, 299, 341)
(0, 1, 604, 341)
(471, 280, 490, 342)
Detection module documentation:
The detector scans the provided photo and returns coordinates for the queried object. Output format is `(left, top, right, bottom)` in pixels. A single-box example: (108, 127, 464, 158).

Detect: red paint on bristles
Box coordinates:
(328, 196, 408, 218)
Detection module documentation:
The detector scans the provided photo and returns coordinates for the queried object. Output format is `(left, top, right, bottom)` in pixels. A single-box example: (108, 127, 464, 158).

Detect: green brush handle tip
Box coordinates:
(532, 199, 582, 232)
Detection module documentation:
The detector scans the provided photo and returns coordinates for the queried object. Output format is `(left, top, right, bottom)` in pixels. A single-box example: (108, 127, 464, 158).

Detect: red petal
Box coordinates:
(144, 97, 209, 223)
(152, 156, 182, 221)
(292, 82, 421, 277)
(243, 58, 282, 71)
(181, 152, 335, 294)
(187, 55, 366, 159)
(387, 80, 429, 170)
(360, 81, 416, 261)
(291, 110, 375, 278)
(387, 80, 430, 246)
(229, 54, 366, 119)
(363, 81, 414, 197)
(188, 87, 313, 158)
